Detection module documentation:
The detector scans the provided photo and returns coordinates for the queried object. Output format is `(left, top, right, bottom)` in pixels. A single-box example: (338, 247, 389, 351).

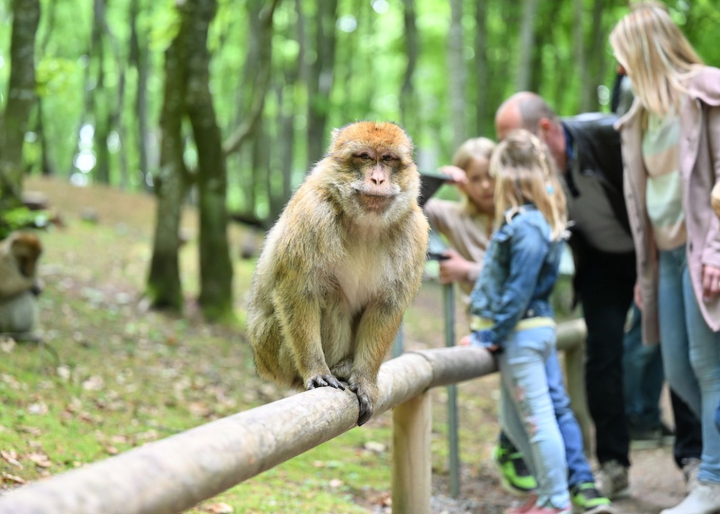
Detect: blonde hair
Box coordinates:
(609, 2, 704, 116)
(451, 137, 496, 213)
(490, 130, 567, 241)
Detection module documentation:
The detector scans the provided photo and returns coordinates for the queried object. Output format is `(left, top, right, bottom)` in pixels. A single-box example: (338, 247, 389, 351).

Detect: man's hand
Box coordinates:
(702, 265, 720, 299)
(438, 165, 468, 185)
(439, 249, 472, 284)
(634, 282, 643, 311)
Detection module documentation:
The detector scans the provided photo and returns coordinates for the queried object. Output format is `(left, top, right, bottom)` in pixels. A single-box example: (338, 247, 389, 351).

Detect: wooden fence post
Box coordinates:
(392, 391, 432, 514)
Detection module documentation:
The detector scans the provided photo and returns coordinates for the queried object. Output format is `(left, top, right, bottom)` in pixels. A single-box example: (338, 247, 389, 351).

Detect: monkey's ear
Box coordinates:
(329, 128, 342, 151)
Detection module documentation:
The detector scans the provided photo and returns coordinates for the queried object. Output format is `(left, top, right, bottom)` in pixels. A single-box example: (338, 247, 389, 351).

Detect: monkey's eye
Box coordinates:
(382, 154, 397, 162)
(357, 152, 372, 160)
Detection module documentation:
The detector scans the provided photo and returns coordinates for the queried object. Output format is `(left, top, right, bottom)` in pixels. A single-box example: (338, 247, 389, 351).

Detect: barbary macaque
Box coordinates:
(247, 121, 429, 425)
(0, 232, 43, 342)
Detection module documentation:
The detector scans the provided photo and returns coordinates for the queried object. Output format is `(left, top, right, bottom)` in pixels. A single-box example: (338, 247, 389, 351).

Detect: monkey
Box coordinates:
(247, 121, 429, 425)
(0, 232, 43, 342)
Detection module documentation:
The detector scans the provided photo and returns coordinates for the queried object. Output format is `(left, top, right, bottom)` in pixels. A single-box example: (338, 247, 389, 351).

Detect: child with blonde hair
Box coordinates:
(460, 129, 571, 514)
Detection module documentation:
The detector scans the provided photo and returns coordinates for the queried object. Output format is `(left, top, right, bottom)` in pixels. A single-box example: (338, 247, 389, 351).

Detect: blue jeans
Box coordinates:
(499, 351, 595, 488)
(658, 245, 720, 483)
(623, 303, 664, 429)
(498, 326, 571, 509)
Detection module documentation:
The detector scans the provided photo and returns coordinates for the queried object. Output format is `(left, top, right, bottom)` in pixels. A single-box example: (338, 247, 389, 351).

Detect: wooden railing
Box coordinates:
(0, 320, 587, 514)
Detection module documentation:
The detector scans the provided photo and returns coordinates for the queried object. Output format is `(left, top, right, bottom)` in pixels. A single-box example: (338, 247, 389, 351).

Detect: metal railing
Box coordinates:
(0, 320, 587, 514)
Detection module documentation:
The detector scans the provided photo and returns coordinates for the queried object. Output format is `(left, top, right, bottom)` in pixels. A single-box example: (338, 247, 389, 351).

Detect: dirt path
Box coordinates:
(426, 445, 686, 514)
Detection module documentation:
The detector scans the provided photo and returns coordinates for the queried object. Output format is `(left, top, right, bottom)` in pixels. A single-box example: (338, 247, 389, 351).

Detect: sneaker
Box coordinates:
(681, 458, 701, 494)
(570, 482, 616, 513)
(595, 460, 629, 500)
(494, 444, 538, 496)
(660, 481, 720, 514)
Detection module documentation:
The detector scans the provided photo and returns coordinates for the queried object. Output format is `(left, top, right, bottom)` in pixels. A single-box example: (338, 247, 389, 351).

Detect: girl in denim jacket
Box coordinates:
(460, 130, 570, 514)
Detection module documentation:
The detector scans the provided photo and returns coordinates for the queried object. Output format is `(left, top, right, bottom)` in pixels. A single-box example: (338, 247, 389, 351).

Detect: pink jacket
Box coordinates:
(616, 66, 720, 344)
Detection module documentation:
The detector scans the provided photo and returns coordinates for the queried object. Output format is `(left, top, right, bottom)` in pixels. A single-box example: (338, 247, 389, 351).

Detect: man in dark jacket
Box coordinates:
(495, 91, 635, 499)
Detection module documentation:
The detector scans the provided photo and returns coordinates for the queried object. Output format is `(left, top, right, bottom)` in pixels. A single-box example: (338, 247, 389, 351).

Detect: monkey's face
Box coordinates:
(325, 122, 420, 222)
(10, 234, 42, 278)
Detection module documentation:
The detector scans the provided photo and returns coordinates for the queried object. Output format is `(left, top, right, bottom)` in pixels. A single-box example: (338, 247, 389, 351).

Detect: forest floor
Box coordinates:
(0, 177, 686, 513)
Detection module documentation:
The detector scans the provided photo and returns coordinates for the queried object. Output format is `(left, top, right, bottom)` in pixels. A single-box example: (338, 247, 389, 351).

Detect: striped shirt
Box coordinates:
(642, 111, 686, 250)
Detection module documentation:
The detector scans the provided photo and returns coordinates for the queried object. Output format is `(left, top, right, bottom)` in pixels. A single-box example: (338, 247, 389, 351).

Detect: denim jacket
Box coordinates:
(469, 205, 564, 349)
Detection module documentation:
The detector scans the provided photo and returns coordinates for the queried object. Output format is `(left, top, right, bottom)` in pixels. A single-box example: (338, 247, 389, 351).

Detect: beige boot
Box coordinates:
(595, 460, 629, 500)
(660, 482, 720, 514)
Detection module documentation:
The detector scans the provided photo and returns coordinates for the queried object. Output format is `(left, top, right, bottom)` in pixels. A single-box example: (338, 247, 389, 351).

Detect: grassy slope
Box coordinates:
(0, 177, 509, 513)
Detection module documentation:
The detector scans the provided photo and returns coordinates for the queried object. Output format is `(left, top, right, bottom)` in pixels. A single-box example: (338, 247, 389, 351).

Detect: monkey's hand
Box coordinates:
(305, 374, 345, 391)
(349, 376, 378, 426)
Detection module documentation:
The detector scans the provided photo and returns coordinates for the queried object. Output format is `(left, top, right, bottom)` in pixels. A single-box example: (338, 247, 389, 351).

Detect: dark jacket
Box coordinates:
(469, 205, 563, 348)
(562, 114, 635, 300)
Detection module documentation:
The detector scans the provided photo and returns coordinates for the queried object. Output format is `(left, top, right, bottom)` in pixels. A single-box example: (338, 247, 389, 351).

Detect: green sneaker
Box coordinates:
(493, 444, 537, 496)
(570, 482, 615, 514)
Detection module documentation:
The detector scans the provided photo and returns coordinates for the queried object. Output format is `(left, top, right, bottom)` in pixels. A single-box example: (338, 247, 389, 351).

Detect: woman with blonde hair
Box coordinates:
(611, 3, 720, 513)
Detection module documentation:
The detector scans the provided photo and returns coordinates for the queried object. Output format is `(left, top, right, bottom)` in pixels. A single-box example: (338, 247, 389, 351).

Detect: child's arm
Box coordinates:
(472, 223, 549, 348)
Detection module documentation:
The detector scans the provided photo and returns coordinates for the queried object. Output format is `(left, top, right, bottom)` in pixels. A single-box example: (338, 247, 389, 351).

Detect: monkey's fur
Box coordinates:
(0, 232, 43, 342)
(247, 121, 429, 425)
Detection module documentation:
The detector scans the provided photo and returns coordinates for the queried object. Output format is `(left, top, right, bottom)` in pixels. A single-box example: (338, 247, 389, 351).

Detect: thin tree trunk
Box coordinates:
(277, 84, 294, 206)
(91, 0, 110, 184)
(130, 0, 151, 192)
(184, 0, 234, 321)
(474, 0, 488, 136)
(223, 0, 281, 157)
(400, 0, 418, 134)
(147, 32, 188, 311)
(515, 0, 540, 91)
(306, 0, 338, 167)
(586, 0, 606, 111)
(35, 0, 57, 177)
(0, 0, 40, 212)
(573, 0, 590, 111)
(448, 0, 466, 152)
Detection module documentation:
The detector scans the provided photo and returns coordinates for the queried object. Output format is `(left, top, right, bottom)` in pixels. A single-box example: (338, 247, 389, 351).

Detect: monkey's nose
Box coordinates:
(371, 177, 385, 185)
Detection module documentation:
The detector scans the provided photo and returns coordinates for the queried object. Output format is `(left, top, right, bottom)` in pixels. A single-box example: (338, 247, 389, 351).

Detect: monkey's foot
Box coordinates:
(305, 374, 345, 391)
(329, 358, 353, 381)
(349, 380, 375, 426)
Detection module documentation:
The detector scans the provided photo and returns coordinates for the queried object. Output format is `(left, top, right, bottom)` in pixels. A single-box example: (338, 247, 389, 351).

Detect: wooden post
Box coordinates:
(392, 391, 431, 514)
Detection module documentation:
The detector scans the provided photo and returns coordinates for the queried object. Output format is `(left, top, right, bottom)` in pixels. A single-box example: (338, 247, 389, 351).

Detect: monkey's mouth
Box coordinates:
(354, 189, 398, 211)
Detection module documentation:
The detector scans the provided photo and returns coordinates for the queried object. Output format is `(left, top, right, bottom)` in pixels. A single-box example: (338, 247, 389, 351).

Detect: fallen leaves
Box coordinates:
(1, 472, 25, 484)
(201, 502, 234, 513)
(363, 441, 387, 454)
(26, 452, 52, 468)
(27, 402, 48, 415)
(0, 450, 22, 468)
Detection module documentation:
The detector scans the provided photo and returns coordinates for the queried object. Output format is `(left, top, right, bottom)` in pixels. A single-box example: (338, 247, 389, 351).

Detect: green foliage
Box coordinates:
(0, 207, 50, 240)
(1, 0, 719, 218)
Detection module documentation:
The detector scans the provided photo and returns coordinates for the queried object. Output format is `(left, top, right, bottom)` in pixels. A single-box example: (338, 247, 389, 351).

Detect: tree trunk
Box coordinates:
(0, 0, 40, 212)
(400, 0, 418, 134)
(223, 0, 280, 158)
(515, 0, 540, 92)
(184, 0, 234, 321)
(306, 0, 338, 168)
(147, 32, 188, 311)
(474, 0, 488, 136)
(91, 0, 111, 184)
(573, 0, 591, 111)
(36, 0, 57, 177)
(130, 0, 151, 192)
(585, 0, 606, 111)
(447, 0, 466, 152)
